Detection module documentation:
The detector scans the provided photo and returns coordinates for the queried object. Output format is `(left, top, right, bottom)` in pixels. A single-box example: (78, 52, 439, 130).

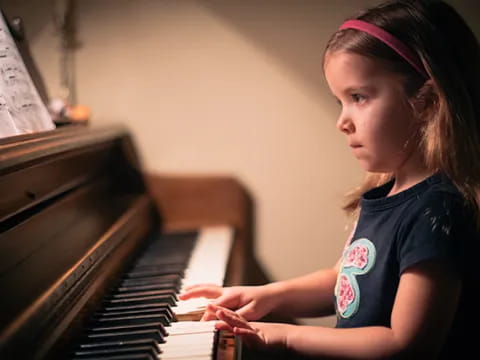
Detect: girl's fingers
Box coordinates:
(233, 327, 263, 348)
(178, 286, 222, 300)
(216, 309, 252, 330)
(214, 320, 233, 332)
(233, 327, 257, 336)
(237, 302, 257, 320)
(207, 303, 237, 315)
(209, 303, 248, 323)
(206, 303, 221, 312)
(212, 294, 237, 308)
(211, 306, 264, 349)
(201, 308, 217, 321)
(183, 283, 220, 291)
(202, 303, 233, 321)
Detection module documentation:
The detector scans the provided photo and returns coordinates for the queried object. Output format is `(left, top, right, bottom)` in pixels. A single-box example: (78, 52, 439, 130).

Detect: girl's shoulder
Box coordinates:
(395, 175, 477, 274)
(410, 173, 468, 215)
(399, 173, 477, 238)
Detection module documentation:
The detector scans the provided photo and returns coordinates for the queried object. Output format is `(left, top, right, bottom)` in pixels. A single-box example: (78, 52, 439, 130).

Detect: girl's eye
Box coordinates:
(351, 93, 366, 103)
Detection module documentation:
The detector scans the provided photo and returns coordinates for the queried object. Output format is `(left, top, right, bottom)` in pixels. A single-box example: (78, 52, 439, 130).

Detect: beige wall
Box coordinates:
(3, 0, 479, 327)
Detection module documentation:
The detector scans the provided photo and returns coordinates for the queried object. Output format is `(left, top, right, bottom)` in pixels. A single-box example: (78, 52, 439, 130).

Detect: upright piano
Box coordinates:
(0, 125, 255, 360)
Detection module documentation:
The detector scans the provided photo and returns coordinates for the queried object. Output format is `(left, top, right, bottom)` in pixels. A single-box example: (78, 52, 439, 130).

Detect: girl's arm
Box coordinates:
(215, 259, 461, 359)
(181, 229, 353, 320)
(179, 260, 341, 320)
(265, 223, 357, 318)
(265, 259, 340, 318)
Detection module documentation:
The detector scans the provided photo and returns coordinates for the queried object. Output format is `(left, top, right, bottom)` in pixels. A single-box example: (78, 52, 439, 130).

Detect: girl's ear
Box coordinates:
(411, 79, 439, 120)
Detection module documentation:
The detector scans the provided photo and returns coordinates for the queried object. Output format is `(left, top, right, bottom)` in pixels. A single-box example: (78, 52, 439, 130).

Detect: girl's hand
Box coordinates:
(210, 304, 290, 350)
(178, 284, 275, 321)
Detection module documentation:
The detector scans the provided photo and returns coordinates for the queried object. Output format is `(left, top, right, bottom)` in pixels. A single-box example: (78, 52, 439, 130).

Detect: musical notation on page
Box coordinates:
(0, 11, 54, 138)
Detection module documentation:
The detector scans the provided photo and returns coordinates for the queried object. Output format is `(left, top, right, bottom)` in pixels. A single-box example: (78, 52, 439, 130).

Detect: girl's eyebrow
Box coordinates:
(341, 85, 373, 94)
(330, 85, 373, 102)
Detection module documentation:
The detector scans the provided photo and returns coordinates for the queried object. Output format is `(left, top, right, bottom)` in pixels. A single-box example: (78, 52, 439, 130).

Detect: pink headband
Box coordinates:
(339, 19, 428, 79)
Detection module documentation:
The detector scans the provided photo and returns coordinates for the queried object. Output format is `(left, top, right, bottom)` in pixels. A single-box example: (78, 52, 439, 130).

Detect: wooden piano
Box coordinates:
(0, 125, 255, 360)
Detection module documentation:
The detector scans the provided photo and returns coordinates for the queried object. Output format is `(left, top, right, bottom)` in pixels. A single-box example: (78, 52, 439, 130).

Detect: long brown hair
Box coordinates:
(325, 0, 480, 223)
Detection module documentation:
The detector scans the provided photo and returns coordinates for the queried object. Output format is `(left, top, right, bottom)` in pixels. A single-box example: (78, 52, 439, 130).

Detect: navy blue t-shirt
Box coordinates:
(334, 173, 478, 357)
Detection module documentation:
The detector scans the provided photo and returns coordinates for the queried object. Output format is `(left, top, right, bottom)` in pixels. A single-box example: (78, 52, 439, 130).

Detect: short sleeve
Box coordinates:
(397, 192, 469, 275)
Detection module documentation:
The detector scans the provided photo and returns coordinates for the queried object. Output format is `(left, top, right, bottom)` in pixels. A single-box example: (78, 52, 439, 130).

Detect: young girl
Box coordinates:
(179, 0, 480, 358)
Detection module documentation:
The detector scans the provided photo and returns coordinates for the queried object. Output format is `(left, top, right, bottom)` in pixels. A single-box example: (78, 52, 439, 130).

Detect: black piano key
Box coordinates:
(68, 230, 207, 359)
(94, 313, 170, 327)
(141, 236, 196, 257)
(73, 354, 154, 360)
(106, 294, 176, 306)
(110, 289, 177, 300)
(133, 259, 187, 267)
(117, 282, 180, 293)
(78, 339, 158, 350)
(132, 255, 189, 265)
(104, 304, 173, 318)
(120, 276, 181, 289)
(75, 345, 158, 358)
(121, 273, 181, 285)
(86, 328, 164, 343)
(103, 302, 173, 316)
(89, 322, 168, 337)
(124, 265, 185, 278)
(103, 301, 172, 312)
(96, 306, 174, 322)
(133, 260, 187, 269)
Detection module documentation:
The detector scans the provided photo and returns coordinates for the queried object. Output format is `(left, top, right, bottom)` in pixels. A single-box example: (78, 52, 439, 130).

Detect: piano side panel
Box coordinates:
(145, 174, 255, 286)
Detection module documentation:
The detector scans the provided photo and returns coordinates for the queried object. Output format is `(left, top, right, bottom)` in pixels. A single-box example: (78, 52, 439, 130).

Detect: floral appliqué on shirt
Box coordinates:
(335, 238, 376, 318)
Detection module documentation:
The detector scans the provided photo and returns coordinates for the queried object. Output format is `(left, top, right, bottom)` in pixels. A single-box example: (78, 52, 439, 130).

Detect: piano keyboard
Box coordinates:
(71, 226, 234, 360)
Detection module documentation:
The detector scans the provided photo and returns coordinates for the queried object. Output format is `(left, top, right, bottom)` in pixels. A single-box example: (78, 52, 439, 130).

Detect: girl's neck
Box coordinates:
(387, 152, 432, 197)
(387, 170, 432, 197)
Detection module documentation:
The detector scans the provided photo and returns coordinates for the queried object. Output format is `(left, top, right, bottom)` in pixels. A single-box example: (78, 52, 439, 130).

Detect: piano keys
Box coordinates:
(0, 125, 253, 359)
(72, 227, 235, 360)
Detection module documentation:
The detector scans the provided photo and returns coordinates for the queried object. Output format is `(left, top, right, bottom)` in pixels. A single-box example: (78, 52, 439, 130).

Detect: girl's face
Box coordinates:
(324, 51, 421, 174)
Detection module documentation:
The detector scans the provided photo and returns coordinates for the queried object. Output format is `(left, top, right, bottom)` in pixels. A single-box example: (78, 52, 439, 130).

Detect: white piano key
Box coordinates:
(160, 337, 215, 358)
(160, 227, 233, 359)
(169, 320, 213, 326)
(173, 226, 234, 318)
(180, 226, 234, 288)
(161, 344, 214, 352)
(167, 320, 216, 329)
(160, 356, 212, 360)
(162, 333, 214, 344)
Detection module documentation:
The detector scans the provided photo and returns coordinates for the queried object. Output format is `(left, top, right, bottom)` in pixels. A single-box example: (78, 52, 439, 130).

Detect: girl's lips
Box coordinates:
(348, 140, 362, 148)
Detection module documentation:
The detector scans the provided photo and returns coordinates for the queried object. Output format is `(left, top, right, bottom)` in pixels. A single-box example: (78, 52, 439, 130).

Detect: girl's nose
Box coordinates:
(336, 111, 355, 134)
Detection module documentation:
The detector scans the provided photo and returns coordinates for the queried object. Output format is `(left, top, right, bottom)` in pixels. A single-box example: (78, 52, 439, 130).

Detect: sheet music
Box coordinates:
(0, 11, 54, 138)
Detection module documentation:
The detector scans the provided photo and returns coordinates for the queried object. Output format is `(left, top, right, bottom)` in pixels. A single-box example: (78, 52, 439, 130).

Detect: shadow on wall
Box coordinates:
(0, 0, 375, 113)
(199, 0, 380, 102)
(2, 0, 479, 99)
(199, 0, 480, 99)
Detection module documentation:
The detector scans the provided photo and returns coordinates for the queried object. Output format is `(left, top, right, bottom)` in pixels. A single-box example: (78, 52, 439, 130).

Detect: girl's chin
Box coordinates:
(357, 160, 391, 173)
